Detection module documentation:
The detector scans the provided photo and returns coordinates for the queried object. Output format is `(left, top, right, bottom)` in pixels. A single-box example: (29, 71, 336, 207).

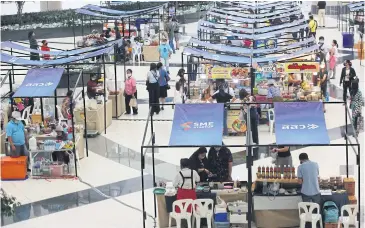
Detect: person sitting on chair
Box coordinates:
(87, 74, 103, 99)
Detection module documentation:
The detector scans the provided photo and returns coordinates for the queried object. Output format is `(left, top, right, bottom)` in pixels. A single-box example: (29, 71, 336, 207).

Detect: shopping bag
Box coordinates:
(129, 97, 137, 107)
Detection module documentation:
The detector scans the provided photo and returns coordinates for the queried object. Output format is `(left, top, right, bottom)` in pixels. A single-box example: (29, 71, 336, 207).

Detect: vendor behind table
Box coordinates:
(189, 147, 210, 182)
(271, 145, 292, 174)
(87, 74, 104, 99)
(207, 143, 233, 182)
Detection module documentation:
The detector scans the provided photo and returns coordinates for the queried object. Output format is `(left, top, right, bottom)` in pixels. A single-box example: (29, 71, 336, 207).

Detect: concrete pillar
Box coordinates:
(40, 1, 62, 12)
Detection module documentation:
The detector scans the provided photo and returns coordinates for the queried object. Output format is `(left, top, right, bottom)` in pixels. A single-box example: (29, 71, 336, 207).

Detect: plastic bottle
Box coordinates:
(287, 165, 291, 179)
(29, 135, 37, 151)
(283, 165, 287, 179)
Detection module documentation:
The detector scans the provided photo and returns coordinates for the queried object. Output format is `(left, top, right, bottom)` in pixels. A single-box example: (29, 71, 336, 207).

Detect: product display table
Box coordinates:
(74, 100, 112, 134)
(108, 90, 125, 118)
(35, 133, 84, 160)
(143, 45, 159, 62)
(156, 189, 247, 228)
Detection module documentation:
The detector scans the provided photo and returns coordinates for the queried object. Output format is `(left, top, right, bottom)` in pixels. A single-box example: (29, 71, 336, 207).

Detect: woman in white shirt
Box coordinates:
(147, 63, 160, 114)
(173, 158, 200, 210)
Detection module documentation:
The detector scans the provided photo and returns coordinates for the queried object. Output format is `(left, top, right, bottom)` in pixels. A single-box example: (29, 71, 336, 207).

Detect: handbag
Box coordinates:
(129, 97, 137, 107)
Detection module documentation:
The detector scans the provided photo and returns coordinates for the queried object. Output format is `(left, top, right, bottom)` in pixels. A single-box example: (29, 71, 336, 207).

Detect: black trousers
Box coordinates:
(309, 32, 316, 39)
(148, 83, 160, 114)
(343, 81, 351, 102)
(125, 91, 138, 114)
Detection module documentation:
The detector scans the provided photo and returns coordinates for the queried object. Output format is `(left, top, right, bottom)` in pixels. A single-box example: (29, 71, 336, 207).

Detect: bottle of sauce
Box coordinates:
(269, 166, 273, 179)
(274, 167, 279, 179)
(283, 165, 287, 179)
(291, 166, 296, 179)
(262, 166, 266, 179)
(266, 166, 270, 179)
(258, 166, 261, 178)
(287, 165, 291, 179)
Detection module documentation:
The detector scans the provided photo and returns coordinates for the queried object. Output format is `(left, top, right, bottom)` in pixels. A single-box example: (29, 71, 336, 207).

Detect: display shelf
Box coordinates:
(255, 178, 299, 183)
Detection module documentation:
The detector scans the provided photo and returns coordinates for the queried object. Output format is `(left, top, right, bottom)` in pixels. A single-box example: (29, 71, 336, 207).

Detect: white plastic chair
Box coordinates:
(132, 43, 142, 64)
(193, 199, 214, 228)
(268, 108, 275, 136)
(338, 205, 358, 228)
(169, 199, 194, 228)
(298, 202, 323, 228)
(55, 105, 67, 125)
(21, 106, 32, 125)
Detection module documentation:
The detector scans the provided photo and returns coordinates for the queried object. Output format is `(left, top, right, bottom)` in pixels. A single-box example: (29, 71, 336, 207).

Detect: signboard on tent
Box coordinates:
(274, 102, 330, 145)
(204, 65, 250, 79)
(13, 68, 64, 98)
(254, 39, 277, 49)
(169, 104, 224, 146)
(284, 62, 320, 73)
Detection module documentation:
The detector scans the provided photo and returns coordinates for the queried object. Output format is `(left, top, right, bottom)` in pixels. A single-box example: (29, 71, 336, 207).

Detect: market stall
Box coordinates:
(0, 68, 81, 178)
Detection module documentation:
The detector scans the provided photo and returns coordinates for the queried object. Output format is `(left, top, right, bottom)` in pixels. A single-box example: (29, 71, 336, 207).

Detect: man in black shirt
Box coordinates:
(317, 1, 326, 27)
(272, 145, 292, 174)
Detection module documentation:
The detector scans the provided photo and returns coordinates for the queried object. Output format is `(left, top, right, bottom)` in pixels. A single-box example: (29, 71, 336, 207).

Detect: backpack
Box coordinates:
(323, 201, 339, 223)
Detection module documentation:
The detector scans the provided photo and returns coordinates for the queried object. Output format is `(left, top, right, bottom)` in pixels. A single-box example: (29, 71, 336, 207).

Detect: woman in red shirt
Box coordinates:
(41, 40, 51, 60)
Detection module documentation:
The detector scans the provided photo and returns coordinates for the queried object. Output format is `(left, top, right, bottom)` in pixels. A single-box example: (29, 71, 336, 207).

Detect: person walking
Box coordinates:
(173, 17, 181, 50)
(317, 36, 328, 68)
(317, 64, 329, 112)
(329, 40, 338, 79)
(157, 62, 170, 110)
(308, 15, 318, 38)
(349, 77, 364, 135)
(147, 63, 160, 115)
(297, 153, 321, 205)
(317, 1, 326, 27)
(124, 69, 138, 115)
(28, 31, 40, 61)
(167, 17, 178, 53)
(340, 60, 357, 103)
(158, 38, 173, 71)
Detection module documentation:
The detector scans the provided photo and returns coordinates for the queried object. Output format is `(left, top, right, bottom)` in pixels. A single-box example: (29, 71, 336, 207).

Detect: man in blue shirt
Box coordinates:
(6, 111, 28, 159)
(158, 38, 173, 71)
(297, 153, 321, 205)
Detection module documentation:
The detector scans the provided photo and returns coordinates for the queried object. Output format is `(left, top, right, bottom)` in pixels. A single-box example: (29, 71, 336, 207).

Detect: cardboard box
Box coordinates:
(348, 195, 357, 205)
(324, 223, 338, 228)
(344, 177, 355, 196)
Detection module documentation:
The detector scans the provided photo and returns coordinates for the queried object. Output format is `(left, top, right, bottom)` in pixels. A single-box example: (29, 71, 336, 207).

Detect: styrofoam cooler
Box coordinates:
(342, 32, 354, 48)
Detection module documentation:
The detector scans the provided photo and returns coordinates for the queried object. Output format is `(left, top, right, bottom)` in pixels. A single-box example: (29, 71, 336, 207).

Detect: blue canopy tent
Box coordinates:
(0, 41, 123, 164)
(1, 67, 83, 178)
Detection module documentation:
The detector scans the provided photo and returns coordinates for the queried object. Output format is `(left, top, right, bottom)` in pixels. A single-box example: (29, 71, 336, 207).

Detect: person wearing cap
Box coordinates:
(41, 40, 51, 60)
(317, 64, 328, 112)
(6, 111, 28, 159)
(52, 125, 69, 164)
(266, 79, 281, 100)
(158, 38, 173, 71)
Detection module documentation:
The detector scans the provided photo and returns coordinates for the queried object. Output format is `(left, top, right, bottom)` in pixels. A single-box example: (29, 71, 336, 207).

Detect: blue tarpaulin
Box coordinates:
(13, 68, 64, 98)
(1, 46, 113, 66)
(274, 102, 330, 145)
(169, 104, 224, 146)
(1, 40, 122, 56)
(81, 3, 166, 15)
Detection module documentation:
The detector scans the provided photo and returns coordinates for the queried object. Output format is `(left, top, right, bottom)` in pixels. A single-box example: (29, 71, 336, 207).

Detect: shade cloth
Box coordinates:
(81, 3, 166, 15)
(13, 68, 64, 98)
(274, 102, 330, 145)
(1, 40, 122, 56)
(1, 46, 113, 66)
(169, 104, 224, 146)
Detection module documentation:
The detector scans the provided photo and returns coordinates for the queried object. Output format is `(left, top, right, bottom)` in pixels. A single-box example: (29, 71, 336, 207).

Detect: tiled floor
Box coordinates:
(1, 10, 364, 228)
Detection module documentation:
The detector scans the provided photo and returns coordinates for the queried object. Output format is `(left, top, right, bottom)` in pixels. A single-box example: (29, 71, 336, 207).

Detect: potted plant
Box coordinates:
(1, 188, 21, 217)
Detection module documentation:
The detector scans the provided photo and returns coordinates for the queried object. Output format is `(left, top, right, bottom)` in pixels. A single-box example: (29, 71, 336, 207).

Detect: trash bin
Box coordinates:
(342, 32, 354, 48)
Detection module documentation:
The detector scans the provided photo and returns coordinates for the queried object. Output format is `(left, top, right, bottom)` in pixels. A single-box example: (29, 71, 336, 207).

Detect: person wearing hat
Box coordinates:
(40, 40, 51, 60)
(317, 64, 328, 112)
(158, 38, 173, 71)
(6, 111, 28, 159)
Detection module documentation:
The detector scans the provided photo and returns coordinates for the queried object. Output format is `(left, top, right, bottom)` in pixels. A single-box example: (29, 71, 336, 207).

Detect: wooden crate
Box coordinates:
(348, 195, 357, 205)
(344, 177, 355, 196)
(324, 223, 338, 228)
